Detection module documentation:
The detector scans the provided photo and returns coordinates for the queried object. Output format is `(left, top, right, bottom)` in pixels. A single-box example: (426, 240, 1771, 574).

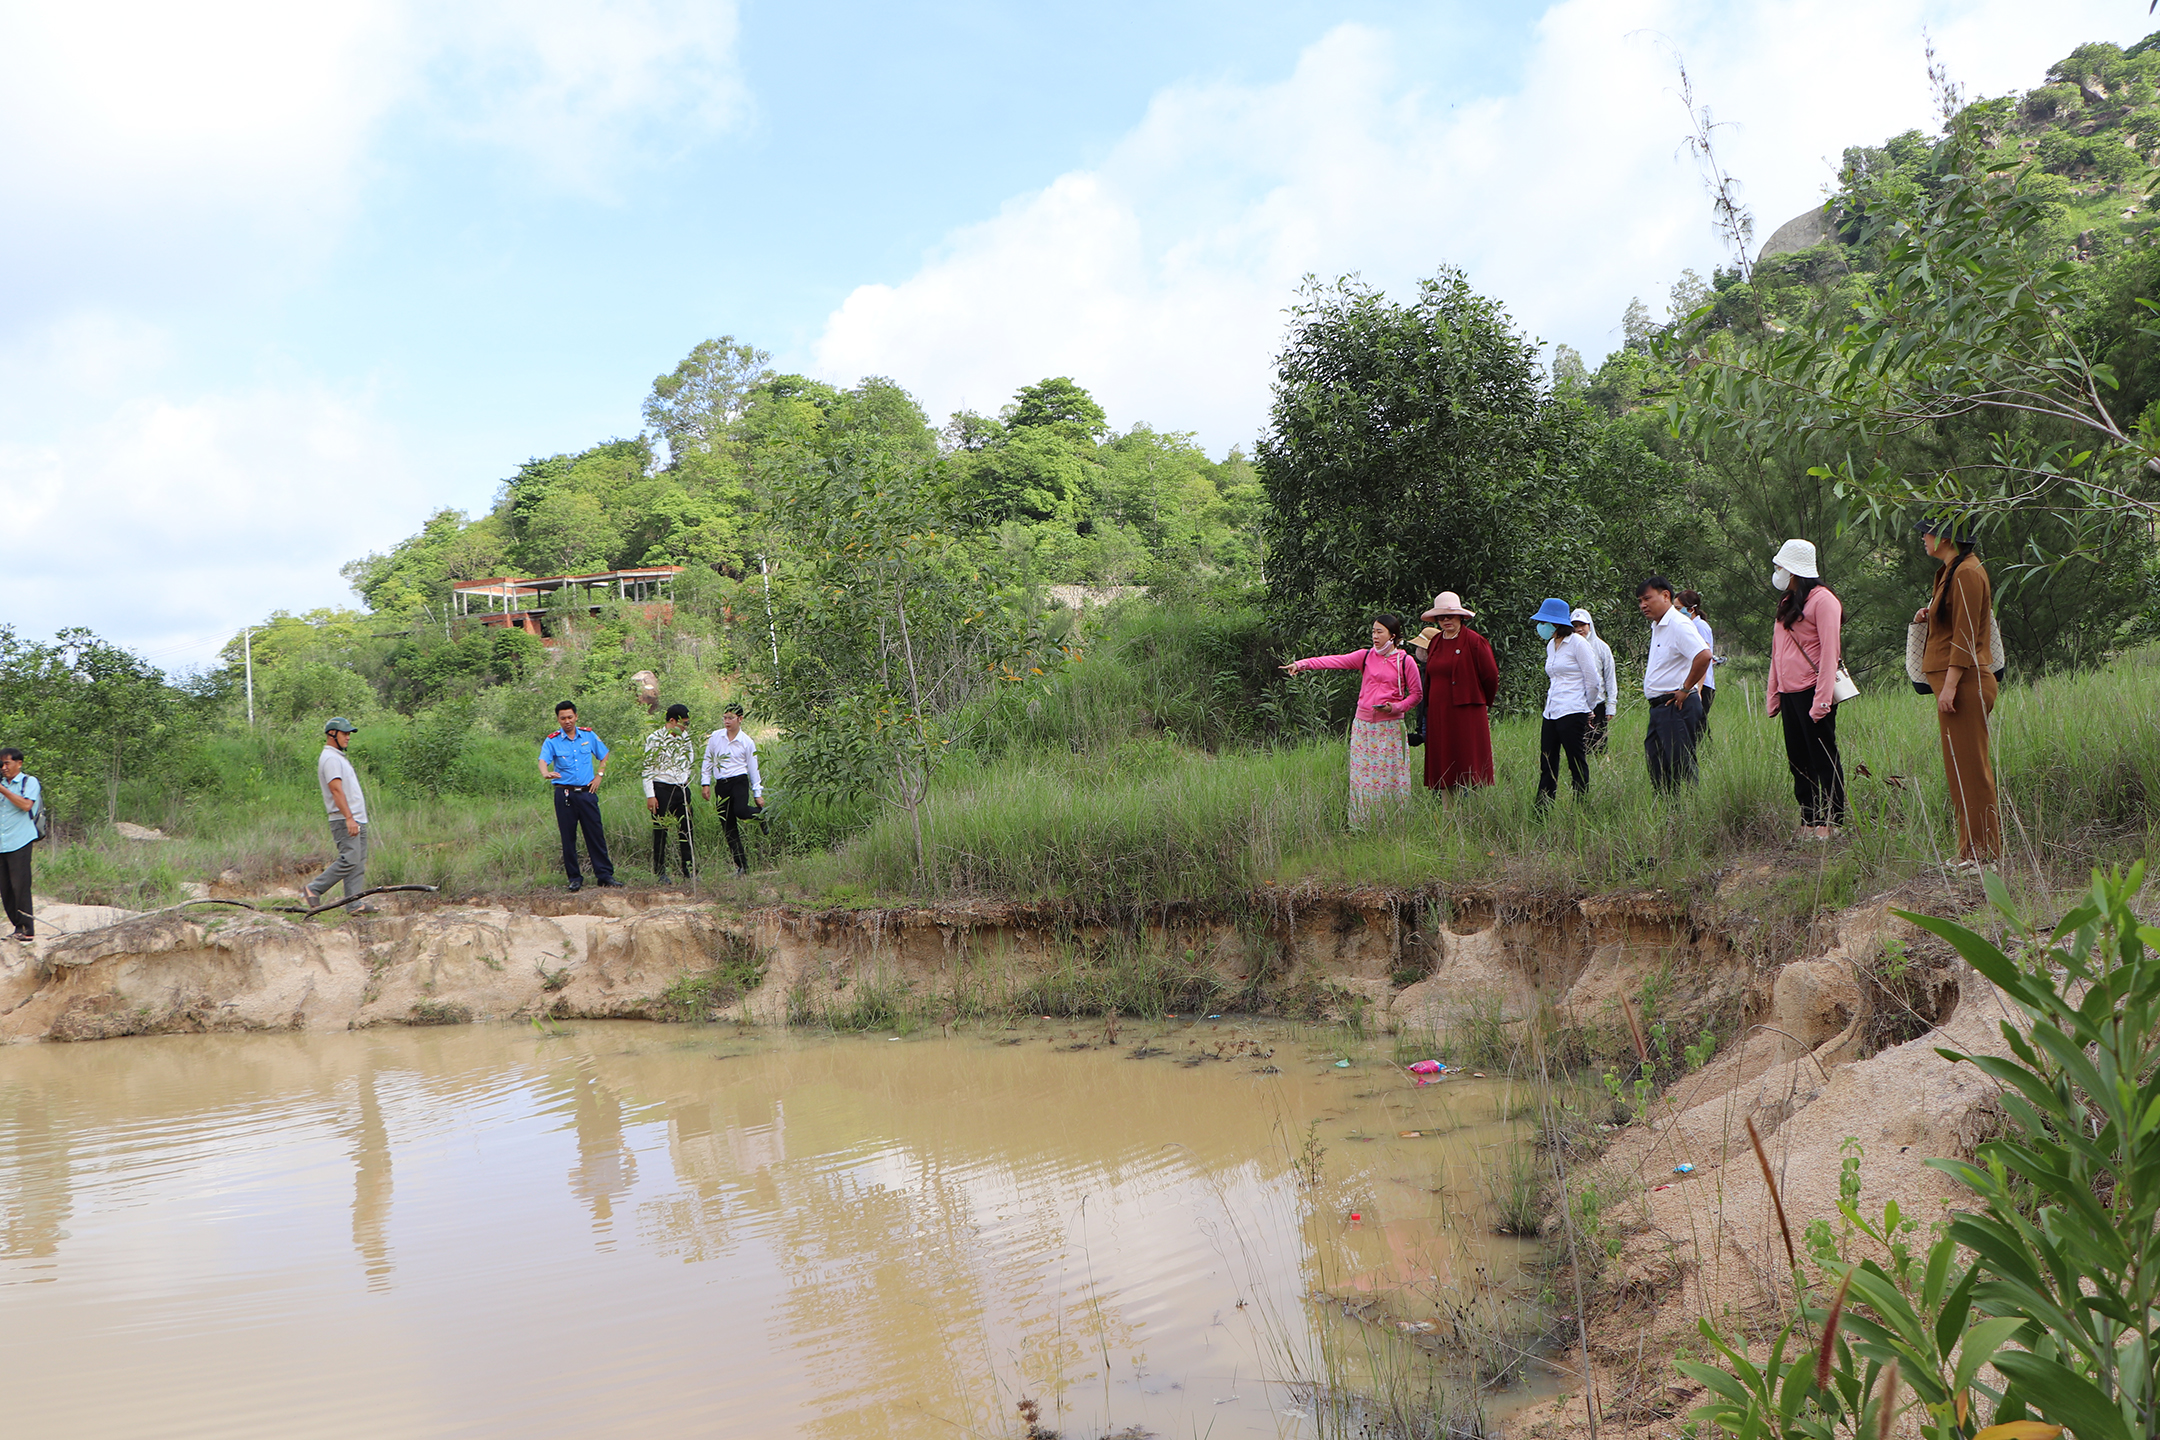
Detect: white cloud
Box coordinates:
(0, 0, 747, 311)
(0, 326, 426, 670)
(422, 0, 746, 193)
(810, 0, 2150, 454)
(0, 0, 749, 662)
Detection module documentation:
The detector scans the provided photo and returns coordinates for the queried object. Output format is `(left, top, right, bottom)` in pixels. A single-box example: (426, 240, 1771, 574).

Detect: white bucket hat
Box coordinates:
(1420, 590, 1475, 619)
(1772, 538, 1820, 578)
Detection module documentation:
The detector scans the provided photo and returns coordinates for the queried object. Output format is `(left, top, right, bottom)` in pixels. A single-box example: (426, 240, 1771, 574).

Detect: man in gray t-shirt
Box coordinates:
(306, 717, 373, 912)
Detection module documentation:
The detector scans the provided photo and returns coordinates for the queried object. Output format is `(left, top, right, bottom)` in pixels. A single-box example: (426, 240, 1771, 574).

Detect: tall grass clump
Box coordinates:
(841, 741, 1348, 911)
(826, 642, 2160, 907)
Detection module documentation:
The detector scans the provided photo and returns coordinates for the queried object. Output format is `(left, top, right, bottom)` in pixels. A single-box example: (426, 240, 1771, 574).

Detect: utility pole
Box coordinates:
(760, 554, 780, 668)
(243, 626, 255, 728)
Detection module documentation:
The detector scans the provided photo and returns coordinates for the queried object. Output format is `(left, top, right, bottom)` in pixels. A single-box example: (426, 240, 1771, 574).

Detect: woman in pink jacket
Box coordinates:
(1283, 613, 1425, 827)
(1764, 539, 1848, 839)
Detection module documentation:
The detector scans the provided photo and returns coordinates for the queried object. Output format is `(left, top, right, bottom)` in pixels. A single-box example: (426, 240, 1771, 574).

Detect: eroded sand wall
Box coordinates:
(2, 884, 1802, 1049)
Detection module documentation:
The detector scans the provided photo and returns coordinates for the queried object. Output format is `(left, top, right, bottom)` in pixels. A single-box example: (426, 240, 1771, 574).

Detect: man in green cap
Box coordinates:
(306, 718, 372, 913)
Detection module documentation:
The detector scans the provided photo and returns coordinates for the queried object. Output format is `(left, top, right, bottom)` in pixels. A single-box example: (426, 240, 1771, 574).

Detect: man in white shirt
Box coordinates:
(305, 718, 374, 913)
(700, 704, 763, 876)
(1636, 577, 1713, 790)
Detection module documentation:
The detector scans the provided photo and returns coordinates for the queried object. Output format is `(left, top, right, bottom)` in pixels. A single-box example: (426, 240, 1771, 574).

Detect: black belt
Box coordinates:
(553, 783, 591, 790)
(1648, 691, 1691, 705)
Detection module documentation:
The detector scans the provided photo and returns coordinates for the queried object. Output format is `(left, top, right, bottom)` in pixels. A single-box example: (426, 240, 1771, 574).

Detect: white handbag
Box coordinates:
(1906, 612, 2006, 695)
(1831, 666, 1860, 703)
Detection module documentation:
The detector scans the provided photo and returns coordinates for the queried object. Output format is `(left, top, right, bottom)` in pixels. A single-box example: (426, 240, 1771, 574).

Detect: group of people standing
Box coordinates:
(295, 698, 772, 908)
(1283, 525, 2003, 867)
(535, 699, 767, 891)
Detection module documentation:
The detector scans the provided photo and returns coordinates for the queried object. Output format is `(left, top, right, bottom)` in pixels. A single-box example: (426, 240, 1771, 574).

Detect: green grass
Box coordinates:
(34, 610, 2160, 919)
(36, 722, 799, 906)
(825, 644, 2160, 908)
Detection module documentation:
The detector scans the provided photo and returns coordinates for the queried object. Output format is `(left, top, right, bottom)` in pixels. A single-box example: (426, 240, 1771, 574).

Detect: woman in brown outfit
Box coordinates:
(1914, 518, 1999, 865)
(1417, 591, 1499, 788)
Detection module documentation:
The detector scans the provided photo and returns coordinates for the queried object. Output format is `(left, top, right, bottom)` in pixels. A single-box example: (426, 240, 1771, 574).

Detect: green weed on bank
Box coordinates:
(30, 637, 2160, 917)
(830, 646, 2160, 907)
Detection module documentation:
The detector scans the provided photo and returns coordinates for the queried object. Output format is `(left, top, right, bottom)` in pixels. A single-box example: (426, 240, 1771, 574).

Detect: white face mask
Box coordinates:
(1772, 567, 1791, 591)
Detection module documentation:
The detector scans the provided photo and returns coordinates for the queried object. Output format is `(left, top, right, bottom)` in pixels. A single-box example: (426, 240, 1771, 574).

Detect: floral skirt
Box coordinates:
(1347, 717, 1413, 826)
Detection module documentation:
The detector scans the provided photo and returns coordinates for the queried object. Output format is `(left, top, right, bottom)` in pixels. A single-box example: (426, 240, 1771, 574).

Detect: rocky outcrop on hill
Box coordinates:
(1757, 204, 1835, 263)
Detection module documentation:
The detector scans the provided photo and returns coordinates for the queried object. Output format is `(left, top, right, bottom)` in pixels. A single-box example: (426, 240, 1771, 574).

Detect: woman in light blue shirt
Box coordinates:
(1532, 599, 1601, 809)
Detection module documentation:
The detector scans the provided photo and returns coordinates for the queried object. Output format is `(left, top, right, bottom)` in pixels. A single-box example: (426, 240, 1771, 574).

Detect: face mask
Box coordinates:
(1536, 623, 1556, 640)
(1772, 567, 1791, 591)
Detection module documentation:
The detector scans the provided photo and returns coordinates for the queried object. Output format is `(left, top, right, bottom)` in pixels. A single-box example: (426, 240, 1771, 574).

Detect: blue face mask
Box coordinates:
(1536, 623, 1556, 640)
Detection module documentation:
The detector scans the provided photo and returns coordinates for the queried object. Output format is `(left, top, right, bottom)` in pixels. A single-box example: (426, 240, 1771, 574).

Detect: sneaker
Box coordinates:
(733, 865, 748, 878)
(7, 930, 29, 943)
(349, 903, 380, 916)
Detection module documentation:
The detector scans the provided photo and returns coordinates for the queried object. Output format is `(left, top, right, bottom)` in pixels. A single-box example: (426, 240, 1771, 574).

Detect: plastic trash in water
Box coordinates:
(1206, 1014, 1221, 1020)
(1673, 1163, 1696, 1175)
(1334, 1059, 1351, 1068)
(1406, 1060, 1444, 1075)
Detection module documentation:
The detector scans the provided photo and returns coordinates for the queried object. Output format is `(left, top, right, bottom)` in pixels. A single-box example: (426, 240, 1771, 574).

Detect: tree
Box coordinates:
(955, 426, 1089, 524)
(343, 510, 510, 620)
(939, 409, 1005, 453)
(643, 336, 772, 466)
(1551, 344, 1589, 395)
(758, 429, 1063, 882)
(1005, 377, 1108, 441)
(520, 489, 615, 575)
(0, 628, 173, 827)
(1258, 269, 1648, 699)
(1674, 122, 2160, 583)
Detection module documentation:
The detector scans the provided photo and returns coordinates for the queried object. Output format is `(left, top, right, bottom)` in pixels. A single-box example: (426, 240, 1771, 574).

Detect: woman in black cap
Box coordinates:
(1913, 516, 1999, 866)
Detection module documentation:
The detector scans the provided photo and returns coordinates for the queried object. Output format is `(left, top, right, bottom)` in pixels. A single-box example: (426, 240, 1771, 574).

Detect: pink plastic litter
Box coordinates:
(1407, 1061, 1443, 1075)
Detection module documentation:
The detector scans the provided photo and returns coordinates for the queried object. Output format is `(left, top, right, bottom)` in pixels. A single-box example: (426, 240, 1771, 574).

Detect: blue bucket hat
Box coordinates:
(1531, 598, 1575, 626)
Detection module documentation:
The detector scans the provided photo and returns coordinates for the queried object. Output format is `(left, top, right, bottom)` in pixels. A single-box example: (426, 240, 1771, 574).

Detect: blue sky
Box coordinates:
(0, 0, 2149, 671)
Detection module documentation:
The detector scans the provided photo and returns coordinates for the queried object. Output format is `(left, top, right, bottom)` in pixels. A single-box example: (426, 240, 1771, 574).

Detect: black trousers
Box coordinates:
(553, 786, 615, 885)
(0, 843, 30, 936)
(1645, 693, 1705, 790)
(1779, 691, 1848, 827)
(650, 782, 693, 876)
(1586, 701, 1609, 755)
(713, 775, 755, 871)
(1697, 686, 1716, 737)
(1537, 713, 1590, 806)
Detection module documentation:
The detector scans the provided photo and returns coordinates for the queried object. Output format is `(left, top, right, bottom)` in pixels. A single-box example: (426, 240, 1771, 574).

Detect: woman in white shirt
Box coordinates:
(1677, 589, 1717, 737)
(1532, 598, 1602, 808)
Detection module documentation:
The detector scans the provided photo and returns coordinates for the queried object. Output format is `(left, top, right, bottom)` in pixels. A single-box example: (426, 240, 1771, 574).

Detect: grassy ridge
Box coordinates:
(832, 646, 2160, 908)
(32, 602, 2160, 914)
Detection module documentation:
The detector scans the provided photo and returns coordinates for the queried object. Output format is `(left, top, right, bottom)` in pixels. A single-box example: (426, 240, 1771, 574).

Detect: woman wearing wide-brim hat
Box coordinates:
(1765, 538, 1849, 840)
(1416, 591, 1498, 789)
(1532, 597, 1601, 809)
(1913, 516, 2000, 865)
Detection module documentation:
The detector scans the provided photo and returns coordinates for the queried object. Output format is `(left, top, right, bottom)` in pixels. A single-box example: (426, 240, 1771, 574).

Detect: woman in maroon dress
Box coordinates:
(1418, 591, 1499, 788)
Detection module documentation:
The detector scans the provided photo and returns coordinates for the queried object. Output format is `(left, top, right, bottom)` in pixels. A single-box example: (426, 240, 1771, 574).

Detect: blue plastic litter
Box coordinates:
(1673, 1163, 1696, 1174)
(1334, 1060, 1351, 1068)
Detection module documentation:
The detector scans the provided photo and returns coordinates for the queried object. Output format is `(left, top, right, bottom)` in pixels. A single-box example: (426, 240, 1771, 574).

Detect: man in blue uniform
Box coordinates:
(538, 701, 620, 891)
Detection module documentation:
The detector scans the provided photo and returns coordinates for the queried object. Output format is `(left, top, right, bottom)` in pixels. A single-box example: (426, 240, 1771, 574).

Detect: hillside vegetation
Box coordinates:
(6, 29, 2160, 917)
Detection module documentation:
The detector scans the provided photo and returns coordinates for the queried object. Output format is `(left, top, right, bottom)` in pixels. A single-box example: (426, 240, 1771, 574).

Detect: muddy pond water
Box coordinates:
(0, 1018, 1551, 1438)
